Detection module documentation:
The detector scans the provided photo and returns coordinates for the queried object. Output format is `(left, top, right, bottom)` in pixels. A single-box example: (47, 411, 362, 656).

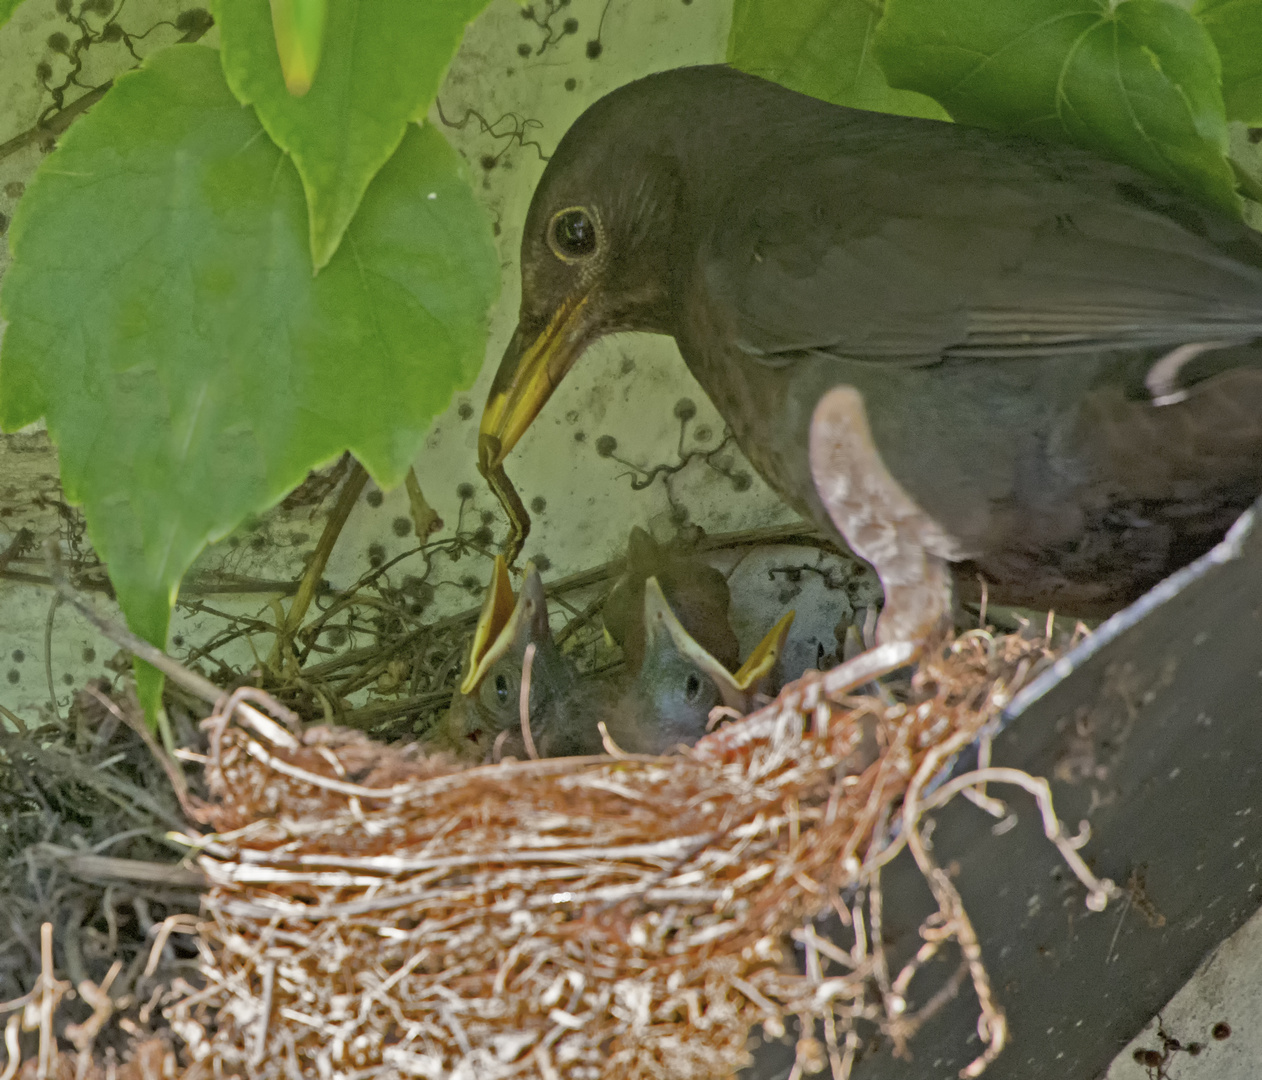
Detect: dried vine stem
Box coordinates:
(913, 766, 1120, 911)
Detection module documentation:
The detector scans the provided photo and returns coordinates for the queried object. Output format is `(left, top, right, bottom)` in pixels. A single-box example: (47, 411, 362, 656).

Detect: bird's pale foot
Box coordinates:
(808, 385, 965, 652)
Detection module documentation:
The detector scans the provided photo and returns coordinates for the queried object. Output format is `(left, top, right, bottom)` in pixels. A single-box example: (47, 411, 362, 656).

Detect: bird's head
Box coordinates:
(478, 65, 840, 472)
(603, 526, 739, 672)
(614, 577, 796, 754)
(439, 556, 577, 759)
(478, 74, 713, 473)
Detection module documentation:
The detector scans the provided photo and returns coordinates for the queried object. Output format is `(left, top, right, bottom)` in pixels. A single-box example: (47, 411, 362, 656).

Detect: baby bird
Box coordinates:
(500, 535, 792, 757)
(602, 526, 740, 672)
(432, 556, 578, 762)
(598, 576, 794, 755)
(435, 539, 794, 762)
(596, 527, 793, 753)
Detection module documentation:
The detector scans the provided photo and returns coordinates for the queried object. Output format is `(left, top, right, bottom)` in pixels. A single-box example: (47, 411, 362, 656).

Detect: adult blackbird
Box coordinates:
(479, 65, 1262, 645)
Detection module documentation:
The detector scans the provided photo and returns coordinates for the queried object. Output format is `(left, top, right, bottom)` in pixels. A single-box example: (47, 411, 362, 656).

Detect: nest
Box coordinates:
(166, 632, 1117, 1080)
(0, 684, 205, 1080)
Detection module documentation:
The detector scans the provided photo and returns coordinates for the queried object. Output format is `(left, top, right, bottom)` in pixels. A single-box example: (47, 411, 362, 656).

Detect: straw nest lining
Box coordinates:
(169, 633, 1117, 1080)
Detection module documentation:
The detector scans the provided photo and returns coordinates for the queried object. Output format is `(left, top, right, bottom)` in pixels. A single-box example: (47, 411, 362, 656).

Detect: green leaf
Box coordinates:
(728, 0, 948, 119)
(270, 0, 328, 96)
(875, 0, 1240, 212)
(214, 0, 492, 270)
(1194, 0, 1262, 124)
(0, 44, 498, 715)
(0, 0, 27, 31)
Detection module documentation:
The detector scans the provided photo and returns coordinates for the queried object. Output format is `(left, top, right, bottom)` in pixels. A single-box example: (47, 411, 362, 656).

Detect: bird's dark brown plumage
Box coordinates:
(481, 65, 1262, 644)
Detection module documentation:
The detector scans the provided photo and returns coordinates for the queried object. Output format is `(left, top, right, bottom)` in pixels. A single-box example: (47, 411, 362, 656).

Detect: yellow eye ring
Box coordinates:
(547, 205, 601, 262)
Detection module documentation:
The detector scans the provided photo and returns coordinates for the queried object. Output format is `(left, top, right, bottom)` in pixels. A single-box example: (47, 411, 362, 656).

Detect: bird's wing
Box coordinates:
(702, 134, 1262, 365)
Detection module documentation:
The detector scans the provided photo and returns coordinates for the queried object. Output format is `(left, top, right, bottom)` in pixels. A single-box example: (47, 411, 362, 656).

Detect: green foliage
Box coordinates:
(268, 0, 328, 96)
(730, 0, 1248, 212)
(728, 0, 948, 119)
(214, 0, 493, 269)
(2, 0, 1255, 725)
(874, 0, 1238, 213)
(0, 0, 25, 30)
(0, 45, 498, 714)
(1194, 0, 1262, 124)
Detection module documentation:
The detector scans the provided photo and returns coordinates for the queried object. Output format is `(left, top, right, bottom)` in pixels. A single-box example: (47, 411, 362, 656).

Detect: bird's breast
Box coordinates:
(675, 294, 820, 520)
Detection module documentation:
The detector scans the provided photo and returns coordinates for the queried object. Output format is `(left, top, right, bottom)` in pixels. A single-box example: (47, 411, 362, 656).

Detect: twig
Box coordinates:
(44, 594, 62, 721)
(250, 960, 276, 1067)
(45, 544, 222, 705)
(82, 684, 202, 823)
(915, 767, 1119, 910)
(1, 1014, 20, 1080)
(0, 83, 111, 165)
(0, 529, 33, 573)
(270, 460, 368, 671)
(519, 642, 540, 760)
(29, 842, 205, 889)
(64, 960, 121, 1059)
(0, 702, 27, 733)
(909, 834, 1005, 1079)
(37, 922, 71, 1080)
(144, 915, 200, 978)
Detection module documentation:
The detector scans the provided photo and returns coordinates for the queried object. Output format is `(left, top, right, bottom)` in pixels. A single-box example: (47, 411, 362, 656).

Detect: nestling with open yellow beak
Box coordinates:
(432, 557, 578, 762)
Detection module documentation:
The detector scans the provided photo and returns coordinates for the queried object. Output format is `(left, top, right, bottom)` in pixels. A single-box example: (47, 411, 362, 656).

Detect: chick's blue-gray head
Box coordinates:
(441, 559, 577, 760)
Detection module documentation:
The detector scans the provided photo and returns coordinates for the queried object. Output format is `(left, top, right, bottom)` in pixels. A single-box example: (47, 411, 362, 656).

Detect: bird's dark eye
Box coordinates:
(549, 207, 598, 260)
(683, 672, 703, 704)
(494, 674, 510, 704)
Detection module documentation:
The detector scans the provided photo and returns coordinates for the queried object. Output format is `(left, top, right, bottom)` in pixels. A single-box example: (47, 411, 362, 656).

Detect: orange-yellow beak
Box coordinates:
(732, 610, 795, 692)
(459, 555, 517, 696)
(479, 294, 594, 473)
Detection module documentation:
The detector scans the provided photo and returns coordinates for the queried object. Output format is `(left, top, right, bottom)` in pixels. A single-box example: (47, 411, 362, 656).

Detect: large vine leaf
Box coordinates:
(728, 0, 948, 119)
(269, 0, 328, 96)
(1194, 0, 1262, 124)
(0, 0, 26, 31)
(875, 0, 1239, 213)
(0, 44, 498, 712)
(214, 0, 492, 270)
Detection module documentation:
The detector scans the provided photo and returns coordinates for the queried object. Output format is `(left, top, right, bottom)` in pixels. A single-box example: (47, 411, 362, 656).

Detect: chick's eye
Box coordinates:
(683, 673, 703, 704)
(549, 207, 597, 259)
(494, 674, 510, 704)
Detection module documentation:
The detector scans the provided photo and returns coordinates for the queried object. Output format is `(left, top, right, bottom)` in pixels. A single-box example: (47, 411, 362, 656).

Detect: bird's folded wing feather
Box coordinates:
(703, 135, 1262, 365)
